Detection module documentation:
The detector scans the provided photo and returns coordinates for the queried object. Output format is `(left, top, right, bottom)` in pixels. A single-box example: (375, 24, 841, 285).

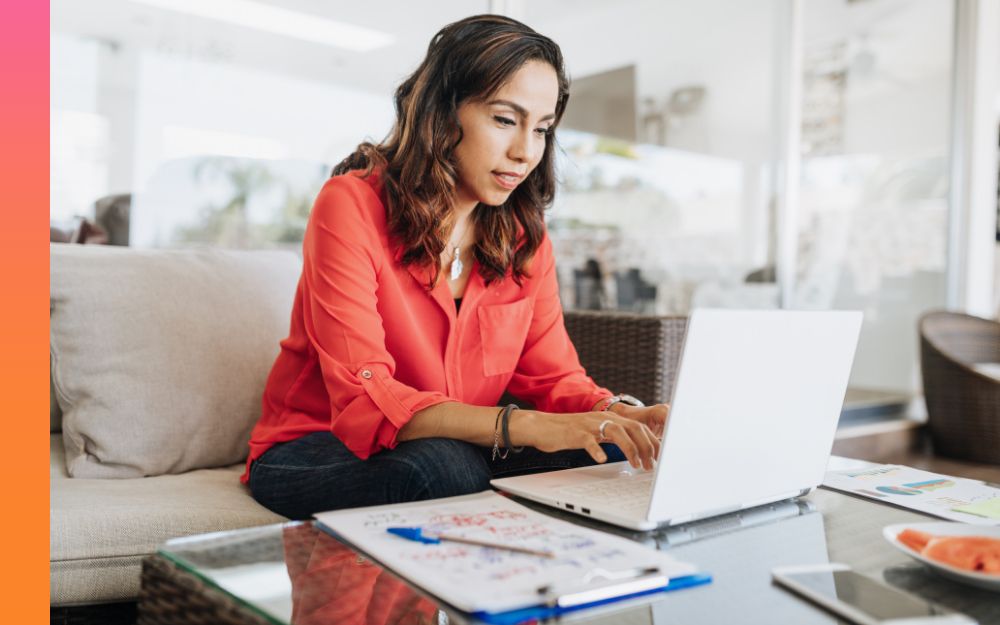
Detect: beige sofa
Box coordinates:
(49, 244, 295, 607)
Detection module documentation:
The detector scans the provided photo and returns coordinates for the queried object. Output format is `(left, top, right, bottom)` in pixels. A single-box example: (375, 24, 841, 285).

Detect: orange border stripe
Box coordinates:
(1, 0, 50, 621)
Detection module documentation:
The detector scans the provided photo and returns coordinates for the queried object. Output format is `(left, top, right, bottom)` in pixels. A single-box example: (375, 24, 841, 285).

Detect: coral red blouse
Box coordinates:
(242, 171, 611, 481)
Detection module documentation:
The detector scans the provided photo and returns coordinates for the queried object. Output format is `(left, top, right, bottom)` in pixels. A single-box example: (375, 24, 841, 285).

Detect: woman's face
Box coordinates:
(452, 60, 559, 211)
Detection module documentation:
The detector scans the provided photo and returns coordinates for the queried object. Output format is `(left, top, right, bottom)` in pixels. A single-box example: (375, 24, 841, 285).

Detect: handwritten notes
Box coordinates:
(315, 491, 697, 614)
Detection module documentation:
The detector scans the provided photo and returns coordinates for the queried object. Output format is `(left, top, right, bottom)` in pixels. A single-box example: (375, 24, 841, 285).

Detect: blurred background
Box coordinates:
(50, 0, 1000, 423)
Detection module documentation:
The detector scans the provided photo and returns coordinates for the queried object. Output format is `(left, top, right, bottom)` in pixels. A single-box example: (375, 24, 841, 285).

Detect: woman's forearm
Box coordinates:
(399, 400, 628, 448)
(398, 399, 665, 470)
(398, 401, 536, 447)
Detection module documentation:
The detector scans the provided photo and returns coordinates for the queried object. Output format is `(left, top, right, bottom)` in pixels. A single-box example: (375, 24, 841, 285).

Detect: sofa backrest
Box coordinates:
(50, 243, 302, 478)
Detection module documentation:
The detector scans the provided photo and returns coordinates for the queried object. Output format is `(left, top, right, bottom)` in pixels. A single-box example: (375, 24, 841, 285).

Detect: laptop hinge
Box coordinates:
(739, 489, 811, 511)
(671, 504, 742, 525)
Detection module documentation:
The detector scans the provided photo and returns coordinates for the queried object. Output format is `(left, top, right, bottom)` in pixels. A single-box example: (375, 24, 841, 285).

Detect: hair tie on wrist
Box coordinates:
(500, 403, 523, 456)
(491, 404, 522, 460)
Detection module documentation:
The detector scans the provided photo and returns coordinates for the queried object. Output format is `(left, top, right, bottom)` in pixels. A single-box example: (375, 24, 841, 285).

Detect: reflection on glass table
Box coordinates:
(283, 524, 438, 625)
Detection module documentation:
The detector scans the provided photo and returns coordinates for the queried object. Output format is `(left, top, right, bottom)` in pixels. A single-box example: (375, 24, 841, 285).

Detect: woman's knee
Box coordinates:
(389, 438, 492, 499)
(247, 432, 365, 518)
(248, 435, 493, 517)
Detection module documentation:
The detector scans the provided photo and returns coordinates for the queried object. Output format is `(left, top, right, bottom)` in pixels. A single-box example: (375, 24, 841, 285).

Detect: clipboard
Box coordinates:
(314, 491, 711, 619)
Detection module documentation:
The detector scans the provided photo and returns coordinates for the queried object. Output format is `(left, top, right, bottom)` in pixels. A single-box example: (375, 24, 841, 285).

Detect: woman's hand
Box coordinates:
(606, 402, 670, 438)
(508, 409, 662, 471)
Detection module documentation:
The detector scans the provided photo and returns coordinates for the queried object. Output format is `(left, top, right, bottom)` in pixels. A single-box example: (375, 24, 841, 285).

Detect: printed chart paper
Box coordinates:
(823, 465, 1000, 526)
(952, 497, 1000, 520)
(315, 491, 698, 614)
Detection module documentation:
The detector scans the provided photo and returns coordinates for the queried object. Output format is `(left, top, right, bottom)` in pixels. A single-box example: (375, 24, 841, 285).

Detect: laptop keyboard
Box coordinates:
(555, 471, 654, 515)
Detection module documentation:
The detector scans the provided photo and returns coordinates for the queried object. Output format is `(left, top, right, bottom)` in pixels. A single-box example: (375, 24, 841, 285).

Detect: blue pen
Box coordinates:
(387, 526, 556, 558)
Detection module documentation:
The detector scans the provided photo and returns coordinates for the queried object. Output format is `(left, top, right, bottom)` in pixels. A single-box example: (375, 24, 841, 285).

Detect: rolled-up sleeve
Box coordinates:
(302, 177, 453, 459)
(505, 237, 613, 413)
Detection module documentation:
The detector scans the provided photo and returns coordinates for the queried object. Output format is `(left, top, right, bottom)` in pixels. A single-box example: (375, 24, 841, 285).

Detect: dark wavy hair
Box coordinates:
(331, 14, 570, 286)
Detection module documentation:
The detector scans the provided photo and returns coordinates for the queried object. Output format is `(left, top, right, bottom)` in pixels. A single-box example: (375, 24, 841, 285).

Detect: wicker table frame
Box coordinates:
(138, 555, 273, 625)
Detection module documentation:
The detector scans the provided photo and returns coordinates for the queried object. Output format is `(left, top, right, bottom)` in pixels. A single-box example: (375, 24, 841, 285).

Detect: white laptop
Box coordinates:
(491, 308, 863, 531)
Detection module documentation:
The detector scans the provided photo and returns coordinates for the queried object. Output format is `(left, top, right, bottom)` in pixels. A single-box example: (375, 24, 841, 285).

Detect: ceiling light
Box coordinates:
(127, 0, 394, 52)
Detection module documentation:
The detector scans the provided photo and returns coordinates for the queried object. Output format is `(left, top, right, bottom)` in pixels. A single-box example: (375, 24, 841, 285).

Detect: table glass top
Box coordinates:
(158, 489, 1000, 625)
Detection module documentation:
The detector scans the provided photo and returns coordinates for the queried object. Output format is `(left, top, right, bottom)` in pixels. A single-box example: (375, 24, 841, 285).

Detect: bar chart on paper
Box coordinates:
(823, 465, 1000, 524)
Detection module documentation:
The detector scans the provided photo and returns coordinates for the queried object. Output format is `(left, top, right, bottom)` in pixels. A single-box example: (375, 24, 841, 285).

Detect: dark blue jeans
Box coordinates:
(248, 431, 625, 519)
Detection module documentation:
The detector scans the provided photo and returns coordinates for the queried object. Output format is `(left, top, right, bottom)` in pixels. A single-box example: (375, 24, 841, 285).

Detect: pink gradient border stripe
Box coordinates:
(1, 1, 50, 621)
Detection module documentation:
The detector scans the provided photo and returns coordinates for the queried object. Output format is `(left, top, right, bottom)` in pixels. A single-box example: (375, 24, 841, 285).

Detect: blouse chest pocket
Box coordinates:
(477, 299, 533, 377)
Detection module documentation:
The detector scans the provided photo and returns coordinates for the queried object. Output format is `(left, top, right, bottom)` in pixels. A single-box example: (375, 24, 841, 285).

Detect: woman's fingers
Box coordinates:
(656, 404, 670, 436)
(632, 405, 668, 438)
(649, 405, 668, 435)
(584, 438, 607, 464)
(638, 421, 661, 462)
(603, 422, 640, 468)
(604, 417, 658, 470)
(537, 412, 660, 469)
(627, 420, 658, 469)
(603, 420, 657, 470)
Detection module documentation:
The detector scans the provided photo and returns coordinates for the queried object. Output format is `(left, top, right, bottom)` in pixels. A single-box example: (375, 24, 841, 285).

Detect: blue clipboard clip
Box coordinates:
(472, 567, 712, 624)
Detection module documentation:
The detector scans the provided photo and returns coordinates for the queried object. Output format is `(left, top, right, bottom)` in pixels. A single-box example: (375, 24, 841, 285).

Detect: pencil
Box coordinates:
(435, 533, 556, 558)
(386, 526, 555, 558)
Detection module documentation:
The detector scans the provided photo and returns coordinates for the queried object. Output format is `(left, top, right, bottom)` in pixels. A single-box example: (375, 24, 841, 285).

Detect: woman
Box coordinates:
(244, 14, 668, 520)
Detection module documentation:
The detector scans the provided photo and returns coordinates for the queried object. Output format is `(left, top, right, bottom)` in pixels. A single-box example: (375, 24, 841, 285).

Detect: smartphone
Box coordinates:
(772, 564, 976, 625)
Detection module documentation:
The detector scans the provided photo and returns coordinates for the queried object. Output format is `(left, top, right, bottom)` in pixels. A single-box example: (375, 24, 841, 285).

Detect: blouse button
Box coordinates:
(361, 369, 373, 379)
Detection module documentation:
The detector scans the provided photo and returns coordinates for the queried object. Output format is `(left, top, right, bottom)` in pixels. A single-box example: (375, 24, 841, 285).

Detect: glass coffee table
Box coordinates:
(138, 488, 1000, 625)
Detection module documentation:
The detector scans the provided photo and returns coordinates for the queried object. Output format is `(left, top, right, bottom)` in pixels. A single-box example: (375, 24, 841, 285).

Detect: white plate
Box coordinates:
(883, 522, 1000, 592)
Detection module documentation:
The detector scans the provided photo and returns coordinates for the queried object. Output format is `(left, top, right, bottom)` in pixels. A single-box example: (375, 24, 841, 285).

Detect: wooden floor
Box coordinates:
(878, 443, 1000, 484)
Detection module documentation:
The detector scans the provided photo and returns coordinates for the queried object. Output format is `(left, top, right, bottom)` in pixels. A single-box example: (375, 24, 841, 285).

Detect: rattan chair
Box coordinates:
(919, 310, 1000, 464)
(563, 310, 687, 405)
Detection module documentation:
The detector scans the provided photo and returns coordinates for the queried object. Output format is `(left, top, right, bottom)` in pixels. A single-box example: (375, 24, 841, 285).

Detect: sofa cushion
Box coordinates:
(50, 435, 286, 605)
(50, 244, 301, 478)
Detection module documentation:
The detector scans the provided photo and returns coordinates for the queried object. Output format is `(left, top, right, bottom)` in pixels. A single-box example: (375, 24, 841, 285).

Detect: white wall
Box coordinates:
(531, 0, 780, 162)
(131, 50, 394, 191)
